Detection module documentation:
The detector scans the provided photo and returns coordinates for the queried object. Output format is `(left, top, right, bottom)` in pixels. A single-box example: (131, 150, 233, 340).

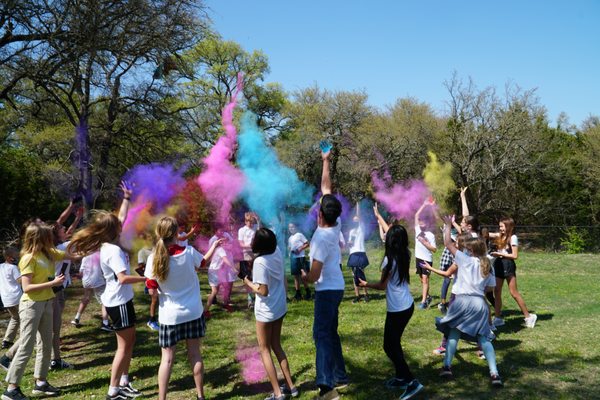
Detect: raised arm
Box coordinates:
(414, 200, 428, 227)
(66, 206, 85, 237)
(460, 187, 470, 217)
(320, 149, 332, 195)
(373, 202, 390, 233)
(442, 215, 458, 256)
(56, 200, 76, 226)
(117, 181, 133, 224)
(203, 238, 223, 262)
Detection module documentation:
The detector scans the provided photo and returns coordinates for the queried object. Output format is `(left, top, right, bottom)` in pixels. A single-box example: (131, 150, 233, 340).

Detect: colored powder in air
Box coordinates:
(197, 76, 245, 224)
(371, 172, 431, 222)
(237, 113, 313, 229)
(121, 199, 153, 247)
(357, 198, 377, 239)
(423, 151, 456, 212)
(236, 345, 266, 384)
(122, 163, 186, 212)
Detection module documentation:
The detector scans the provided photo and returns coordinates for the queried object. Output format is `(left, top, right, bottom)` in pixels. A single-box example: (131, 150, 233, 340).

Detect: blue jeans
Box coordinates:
(313, 290, 348, 388)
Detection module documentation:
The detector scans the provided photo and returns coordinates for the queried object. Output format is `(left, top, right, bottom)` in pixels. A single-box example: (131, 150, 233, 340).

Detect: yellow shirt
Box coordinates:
(19, 249, 65, 302)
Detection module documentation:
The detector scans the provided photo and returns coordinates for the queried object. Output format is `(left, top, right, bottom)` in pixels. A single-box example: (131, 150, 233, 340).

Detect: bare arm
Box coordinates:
(242, 277, 268, 296)
(460, 187, 470, 217)
(56, 201, 76, 226)
(491, 243, 518, 260)
(66, 206, 84, 237)
(116, 271, 146, 285)
(422, 261, 457, 278)
(373, 203, 389, 233)
(442, 215, 458, 256)
(358, 266, 390, 290)
(301, 260, 324, 284)
(321, 149, 332, 195)
(415, 200, 428, 227)
(117, 181, 132, 224)
(21, 273, 65, 293)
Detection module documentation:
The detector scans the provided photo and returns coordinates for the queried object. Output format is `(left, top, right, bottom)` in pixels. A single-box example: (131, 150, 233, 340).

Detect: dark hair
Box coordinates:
(251, 228, 277, 256)
(320, 194, 342, 225)
(463, 215, 480, 232)
(382, 225, 411, 285)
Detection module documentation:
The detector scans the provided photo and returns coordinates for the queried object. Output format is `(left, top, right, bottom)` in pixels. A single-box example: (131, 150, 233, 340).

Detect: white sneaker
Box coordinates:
(492, 317, 505, 327)
(524, 313, 537, 328)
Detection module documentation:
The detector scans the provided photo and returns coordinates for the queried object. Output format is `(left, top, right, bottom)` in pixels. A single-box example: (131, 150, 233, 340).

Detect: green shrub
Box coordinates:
(560, 227, 588, 254)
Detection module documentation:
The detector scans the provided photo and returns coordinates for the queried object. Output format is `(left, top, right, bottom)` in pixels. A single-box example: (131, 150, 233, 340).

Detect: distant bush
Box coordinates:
(560, 227, 588, 254)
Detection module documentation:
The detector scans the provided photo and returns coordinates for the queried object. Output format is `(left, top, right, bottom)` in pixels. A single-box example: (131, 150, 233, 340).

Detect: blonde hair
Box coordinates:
(465, 237, 491, 278)
(152, 216, 179, 282)
(68, 210, 121, 256)
(20, 222, 56, 261)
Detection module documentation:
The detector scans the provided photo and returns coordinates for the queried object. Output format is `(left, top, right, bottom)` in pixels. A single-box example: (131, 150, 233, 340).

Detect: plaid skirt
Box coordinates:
(159, 316, 206, 348)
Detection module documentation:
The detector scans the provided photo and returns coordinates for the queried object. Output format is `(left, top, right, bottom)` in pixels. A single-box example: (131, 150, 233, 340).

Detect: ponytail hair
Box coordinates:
(152, 216, 178, 282)
(464, 237, 491, 278)
(68, 211, 121, 256)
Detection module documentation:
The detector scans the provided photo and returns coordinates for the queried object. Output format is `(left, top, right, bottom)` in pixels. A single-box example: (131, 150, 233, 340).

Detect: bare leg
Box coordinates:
(506, 276, 530, 318)
(158, 346, 175, 400)
(270, 317, 295, 391)
(205, 286, 219, 312)
(256, 321, 282, 397)
(110, 327, 136, 388)
(186, 338, 204, 398)
(421, 275, 429, 303)
(494, 278, 504, 318)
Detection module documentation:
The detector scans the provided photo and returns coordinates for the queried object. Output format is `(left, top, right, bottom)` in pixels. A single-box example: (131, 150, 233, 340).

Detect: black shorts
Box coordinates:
(494, 258, 516, 279)
(106, 300, 136, 331)
(415, 258, 432, 276)
(290, 257, 309, 276)
(159, 316, 206, 348)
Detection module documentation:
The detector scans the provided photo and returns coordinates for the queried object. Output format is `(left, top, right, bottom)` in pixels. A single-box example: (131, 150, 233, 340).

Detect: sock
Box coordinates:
(36, 380, 47, 386)
(318, 385, 333, 396)
(119, 374, 129, 386)
(108, 386, 119, 396)
(102, 319, 109, 325)
(75, 312, 82, 320)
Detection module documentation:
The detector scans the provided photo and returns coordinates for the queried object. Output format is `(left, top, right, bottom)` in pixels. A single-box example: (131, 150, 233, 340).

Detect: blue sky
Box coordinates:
(206, 0, 599, 127)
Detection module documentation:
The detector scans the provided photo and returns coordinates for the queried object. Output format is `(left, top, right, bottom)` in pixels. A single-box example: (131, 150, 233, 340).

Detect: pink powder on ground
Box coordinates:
(236, 346, 266, 384)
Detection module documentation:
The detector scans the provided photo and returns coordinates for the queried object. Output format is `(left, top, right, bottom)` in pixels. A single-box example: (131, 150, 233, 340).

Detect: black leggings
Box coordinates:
(383, 304, 415, 381)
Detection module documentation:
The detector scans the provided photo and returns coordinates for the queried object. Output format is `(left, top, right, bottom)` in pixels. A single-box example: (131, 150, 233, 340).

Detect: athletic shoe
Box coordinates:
(312, 388, 339, 400)
(105, 389, 129, 400)
(0, 355, 11, 371)
(399, 379, 424, 400)
(432, 346, 446, 356)
(247, 300, 254, 310)
(119, 382, 142, 398)
(438, 303, 448, 314)
(1, 387, 28, 400)
(426, 295, 432, 306)
(280, 384, 299, 397)
(147, 320, 160, 331)
(70, 318, 82, 328)
(32, 381, 60, 396)
(439, 366, 453, 379)
(492, 317, 505, 327)
(334, 379, 350, 390)
(304, 289, 312, 300)
(293, 292, 302, 301)
(418, 302, 427, 310)
(476, 350, 486, 360)
(524, 313, 538, 328)
(50, 359, 73, 370)
(351, 296, 361, 304)
(490, 373, 503, 387)
(363, 294, 370, 302)
(384, 377, 409, 390)
(100, 322, 114, 332)
(1, 341, 13, 350)
(264, 394, 285, 400)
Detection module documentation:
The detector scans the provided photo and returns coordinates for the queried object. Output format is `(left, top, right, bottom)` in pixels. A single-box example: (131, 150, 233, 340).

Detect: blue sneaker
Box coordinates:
(384, 377, 409, 390)
(400, 379, 424, 400)
(418, 302, 427, 310)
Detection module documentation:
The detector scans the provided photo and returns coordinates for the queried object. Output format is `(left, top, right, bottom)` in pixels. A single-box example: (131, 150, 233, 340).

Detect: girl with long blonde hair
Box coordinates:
(68, 183, 146, 400)
(144, 216, 222, 400)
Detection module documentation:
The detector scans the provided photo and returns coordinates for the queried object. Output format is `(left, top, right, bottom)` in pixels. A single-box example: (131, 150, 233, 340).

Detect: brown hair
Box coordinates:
(152, 216, 179, 281)
(496, 217, 515, 250)
(456, 232, 472, 251)
(464, 237, 491, 278)
(20, 223, 56, 261)
(68, 211, 121, 256)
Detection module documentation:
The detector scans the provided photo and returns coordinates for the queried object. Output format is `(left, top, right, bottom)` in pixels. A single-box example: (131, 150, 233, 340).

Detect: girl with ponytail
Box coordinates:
(144, 217, 222, 400)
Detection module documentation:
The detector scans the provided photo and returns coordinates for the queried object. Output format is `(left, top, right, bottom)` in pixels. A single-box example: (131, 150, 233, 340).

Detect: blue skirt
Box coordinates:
(348, 252, 369, 269)
(435, 294, 494, 342)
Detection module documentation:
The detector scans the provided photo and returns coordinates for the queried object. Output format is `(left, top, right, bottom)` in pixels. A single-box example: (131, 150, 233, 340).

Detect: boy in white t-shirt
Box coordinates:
(0, 247, 22, 350)
(301, 146, 349, 400)
(238, 212, 258, 309)
(414, 199, 437, 310)
(287, 223, 311, 301)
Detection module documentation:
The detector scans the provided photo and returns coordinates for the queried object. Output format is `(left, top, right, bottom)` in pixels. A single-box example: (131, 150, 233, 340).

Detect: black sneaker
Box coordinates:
(490, 374, 503, 387)
(50, 359, 73, 370)
(293, 292, 302, 301)
(100, 323, 114, 332)
(399, 379, 424, 400)
(351, 296, 361, 304)
(384, 377, 409, 390)
(363, 294, 370, 302)
(304, 289, 312, 300)
(2, 387, 28, 400)
(439, 365, 453, 379)
(0, 355, 11, 371)
(1, 341, 13, 349)
(280, 384, 299, 397)
(70, 318, 82, 328)
(105, 389, 129, 400)
(32, 381, 60, 396)
(119, 382, 142, 398)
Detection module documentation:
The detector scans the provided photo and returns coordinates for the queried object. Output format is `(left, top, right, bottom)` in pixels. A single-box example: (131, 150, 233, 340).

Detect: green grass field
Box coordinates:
(2, 251, 599, 399)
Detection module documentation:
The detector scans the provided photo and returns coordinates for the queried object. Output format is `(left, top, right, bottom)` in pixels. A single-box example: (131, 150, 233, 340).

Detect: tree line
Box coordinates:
(1, 0, 599, 249)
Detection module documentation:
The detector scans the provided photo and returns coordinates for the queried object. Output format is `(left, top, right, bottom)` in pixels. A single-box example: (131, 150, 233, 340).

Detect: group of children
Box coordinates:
(0, 151, 539, 400)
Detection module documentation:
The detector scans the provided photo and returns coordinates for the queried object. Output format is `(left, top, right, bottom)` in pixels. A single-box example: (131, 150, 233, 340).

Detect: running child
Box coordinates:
(238, 212, 258, 309)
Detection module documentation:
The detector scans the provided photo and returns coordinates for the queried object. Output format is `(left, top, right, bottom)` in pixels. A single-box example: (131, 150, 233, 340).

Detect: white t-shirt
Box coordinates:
(55, 242, 72, 288)
(339, 231, 346, 249)
(253, 249, 287, 322)
(497, 235, 518, 254)
(238, 225, 256, 261)
(310, 218, 345, 291)
(137, 247, 152, 266)
(208, 246, 236, 284)
(348, 224, 366, 254)
(288, 232, 308, 258)
(145, 246, 204, 325)
(81, 252, 105, 289)
(381, 257, 413, 312)
(208, 232, 234, 247)
(415, 226, 436, 262)
(0, 263, 22, 307)
(100, 243, 134, 307)
(451, 250, 496, 296)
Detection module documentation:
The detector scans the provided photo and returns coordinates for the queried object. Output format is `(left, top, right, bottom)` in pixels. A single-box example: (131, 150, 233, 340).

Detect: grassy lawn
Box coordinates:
(2, 250, 599, 399)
